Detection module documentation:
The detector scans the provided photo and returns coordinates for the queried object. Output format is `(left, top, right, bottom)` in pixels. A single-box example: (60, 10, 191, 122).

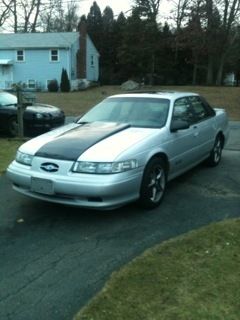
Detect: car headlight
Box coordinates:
(35, 113, 44, 119)
(16, 151, 33, 166)
(72, 160, 138, 174)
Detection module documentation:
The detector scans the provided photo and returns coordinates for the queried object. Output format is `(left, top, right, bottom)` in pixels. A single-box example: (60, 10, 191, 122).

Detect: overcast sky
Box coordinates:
(78, 0, 172, 21)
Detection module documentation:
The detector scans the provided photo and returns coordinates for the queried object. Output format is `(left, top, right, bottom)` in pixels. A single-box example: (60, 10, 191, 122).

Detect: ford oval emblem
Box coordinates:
(40, 162, 59, 172)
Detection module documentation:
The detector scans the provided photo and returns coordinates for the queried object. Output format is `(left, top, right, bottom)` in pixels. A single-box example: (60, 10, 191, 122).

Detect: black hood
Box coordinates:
(35, 122, 130, 161)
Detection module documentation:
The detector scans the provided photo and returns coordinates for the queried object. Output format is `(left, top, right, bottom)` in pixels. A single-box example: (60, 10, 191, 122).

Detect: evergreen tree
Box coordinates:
(111, 12, 127, 83)
(100, 6, 115, 84)
(87, 1, 103, 53)
(117, 9, 150, 81)
(60, 68, 70, 92)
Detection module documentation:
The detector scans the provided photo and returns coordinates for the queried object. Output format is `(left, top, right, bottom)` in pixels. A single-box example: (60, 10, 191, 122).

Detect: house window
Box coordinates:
(28, 79, 36, 89)
(50, 49, 59, 62)
(16, 50, 25, 62)
(90, 55, 94, 67)
(1, 65, 10, 75)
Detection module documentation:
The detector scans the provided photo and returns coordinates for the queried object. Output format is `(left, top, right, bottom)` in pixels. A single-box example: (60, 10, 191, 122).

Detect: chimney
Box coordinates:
(77, 20, 87, 79)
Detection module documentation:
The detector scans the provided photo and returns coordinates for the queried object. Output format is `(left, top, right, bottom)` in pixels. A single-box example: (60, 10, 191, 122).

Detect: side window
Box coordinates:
(50, 49, 59, 62)
(16, 50, 25, 62)
(188, 96, 209, 121)
(90, 55, 94, 67)
(200, 96, 216, 117)
(28, 79, 36, 89)
(172, 97, 194, 123)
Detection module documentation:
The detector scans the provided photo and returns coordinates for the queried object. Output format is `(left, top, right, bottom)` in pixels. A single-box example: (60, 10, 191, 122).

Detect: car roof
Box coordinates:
(109, 91, 199, 100)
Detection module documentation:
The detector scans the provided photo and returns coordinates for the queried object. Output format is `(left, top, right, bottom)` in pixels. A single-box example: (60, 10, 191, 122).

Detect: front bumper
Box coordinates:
(7, 159, 143, 209)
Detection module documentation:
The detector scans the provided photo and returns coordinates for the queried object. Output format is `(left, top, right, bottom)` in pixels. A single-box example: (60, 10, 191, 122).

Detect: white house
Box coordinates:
(0, 23, 99, 91)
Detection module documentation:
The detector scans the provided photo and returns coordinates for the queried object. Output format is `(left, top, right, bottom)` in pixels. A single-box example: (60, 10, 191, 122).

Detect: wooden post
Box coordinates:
(16, 86, 24, 138)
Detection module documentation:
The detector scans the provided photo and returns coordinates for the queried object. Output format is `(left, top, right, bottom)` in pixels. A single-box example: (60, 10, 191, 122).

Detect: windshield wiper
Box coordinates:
(77, 121, 89, 124)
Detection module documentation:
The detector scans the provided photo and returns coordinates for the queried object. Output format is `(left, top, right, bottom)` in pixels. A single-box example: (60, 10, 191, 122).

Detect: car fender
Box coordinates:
(142, 147, 169, 172)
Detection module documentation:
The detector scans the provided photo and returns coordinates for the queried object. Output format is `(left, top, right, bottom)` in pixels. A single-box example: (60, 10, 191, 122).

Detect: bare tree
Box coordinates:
(64, 0, 79, 31)
(215, 0, 240, 84)
(19, 0, 42, 32)
(172, 0, 190, 30)
(39, 0, 64, 32)
(2, 0, 42, 32)
(133, 0, 161, 21)
(40, 0, 79, 32)
(170, 0, 191, 62)
(1, 0, 80, 32)
(1, 0, 14, 28)
(31, 0, 41, 32)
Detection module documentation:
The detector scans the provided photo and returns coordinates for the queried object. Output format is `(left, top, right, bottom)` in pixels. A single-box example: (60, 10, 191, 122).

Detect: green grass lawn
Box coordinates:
(36, 85, 240, 120)
(74, 218, 240, 320)
(0, 139, 23, 174)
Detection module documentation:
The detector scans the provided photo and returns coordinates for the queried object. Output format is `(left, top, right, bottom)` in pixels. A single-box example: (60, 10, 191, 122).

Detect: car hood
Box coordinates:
(26, 103, 61, 113)
(1, 103, 60, 113)
(19, 122, 158, 162)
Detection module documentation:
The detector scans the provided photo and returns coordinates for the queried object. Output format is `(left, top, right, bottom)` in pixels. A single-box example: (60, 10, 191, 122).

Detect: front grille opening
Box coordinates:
(87, 197, 103, 202)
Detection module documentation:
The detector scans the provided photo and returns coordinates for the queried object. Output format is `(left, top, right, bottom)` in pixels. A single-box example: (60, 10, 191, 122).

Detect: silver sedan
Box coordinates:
(7, 91, 229, 209)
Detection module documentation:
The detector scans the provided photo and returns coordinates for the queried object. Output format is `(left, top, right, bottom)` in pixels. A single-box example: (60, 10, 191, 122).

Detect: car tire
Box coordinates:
(8, 117, 19, 137)
(206, 135, 223, 167)
(139, 157, 167, 209)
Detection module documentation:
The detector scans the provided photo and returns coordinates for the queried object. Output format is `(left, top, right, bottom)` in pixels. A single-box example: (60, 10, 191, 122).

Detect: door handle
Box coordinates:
(193, 125, 199, 137)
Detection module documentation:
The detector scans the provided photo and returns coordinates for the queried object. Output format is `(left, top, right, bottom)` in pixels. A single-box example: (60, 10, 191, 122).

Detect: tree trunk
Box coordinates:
(192, 64, 198, 85)
(13, 0, 17, 32)
(149, 53, 155, 86)
(216, 52, 227, 86)
(31, 0, 41, 32)
(206, 55, 214, 85)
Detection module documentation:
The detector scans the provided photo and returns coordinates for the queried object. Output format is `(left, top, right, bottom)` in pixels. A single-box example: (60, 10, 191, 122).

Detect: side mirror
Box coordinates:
(170, 119, 190, 132)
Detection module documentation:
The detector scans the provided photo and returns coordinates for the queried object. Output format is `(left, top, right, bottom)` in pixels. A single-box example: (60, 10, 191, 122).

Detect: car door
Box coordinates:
(188, 95, 216, 157)
(166, 97, 203, 176)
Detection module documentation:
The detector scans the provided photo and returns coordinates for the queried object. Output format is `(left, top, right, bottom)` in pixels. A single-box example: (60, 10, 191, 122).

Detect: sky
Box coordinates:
(0, 0, 171, 33)
(78, 0, 172, 20)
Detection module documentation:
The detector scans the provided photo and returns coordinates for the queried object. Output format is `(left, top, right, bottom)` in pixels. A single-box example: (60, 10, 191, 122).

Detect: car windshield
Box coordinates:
(0, 92, 17, 106)
(79, 97, 170, 128)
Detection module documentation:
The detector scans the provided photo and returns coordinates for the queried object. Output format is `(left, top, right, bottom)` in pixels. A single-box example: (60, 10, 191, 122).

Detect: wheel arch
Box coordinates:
(8, 115, 18, 137)
(217, 131, 225, 147)
(146, 152, 170, 174)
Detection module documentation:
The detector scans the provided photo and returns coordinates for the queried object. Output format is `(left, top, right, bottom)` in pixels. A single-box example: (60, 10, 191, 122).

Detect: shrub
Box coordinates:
(48, 79, 59, 92)
(60, 68, 71, 92)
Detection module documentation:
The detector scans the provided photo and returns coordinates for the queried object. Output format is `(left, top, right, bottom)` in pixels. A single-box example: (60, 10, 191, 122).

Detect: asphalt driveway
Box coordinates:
(0, 122, 239, 320)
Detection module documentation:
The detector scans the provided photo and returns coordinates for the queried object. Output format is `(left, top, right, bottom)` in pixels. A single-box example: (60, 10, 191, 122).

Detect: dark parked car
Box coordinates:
(0, 91, 65, 136)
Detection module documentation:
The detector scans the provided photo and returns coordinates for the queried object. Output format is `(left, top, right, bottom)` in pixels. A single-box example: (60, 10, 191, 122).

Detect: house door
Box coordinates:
(0, 65, 13, 89)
